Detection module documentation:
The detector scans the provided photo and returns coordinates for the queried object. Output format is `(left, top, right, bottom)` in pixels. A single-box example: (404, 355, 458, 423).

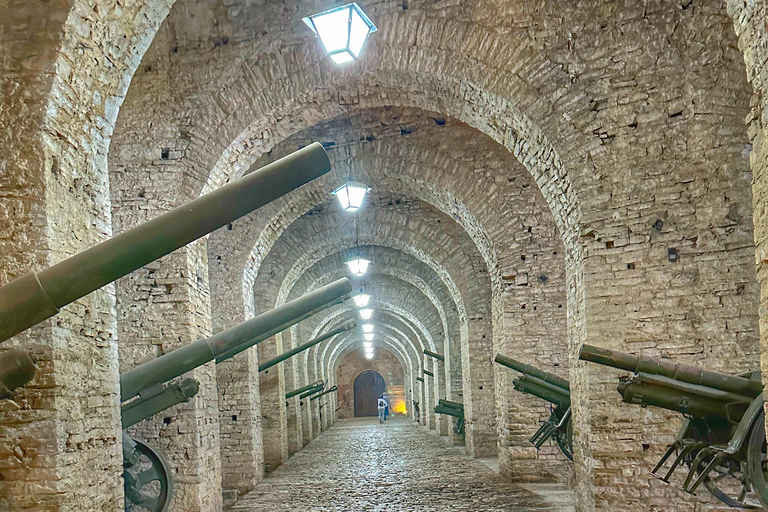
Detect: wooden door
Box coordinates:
(354, 370, 385, 417)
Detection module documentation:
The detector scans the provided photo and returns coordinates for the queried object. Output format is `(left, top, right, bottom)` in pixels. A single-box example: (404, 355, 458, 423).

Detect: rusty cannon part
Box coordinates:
(579, 343, 768, 509)
(0, 143, 331, 397)
(494, 353, 573, 461)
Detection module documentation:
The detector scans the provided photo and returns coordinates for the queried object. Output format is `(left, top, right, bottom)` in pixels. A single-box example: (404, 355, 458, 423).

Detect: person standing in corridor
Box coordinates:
(377, 397, 387, 423)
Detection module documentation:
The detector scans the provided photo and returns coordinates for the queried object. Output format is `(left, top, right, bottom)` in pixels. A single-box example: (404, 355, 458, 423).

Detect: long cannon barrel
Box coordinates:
(424, 350, 445, 362)
(120, 278, 351, 401)
(514, 377, 571, 410)
(286, 380, 324, 399)
(259, 325, 352, 372)
(299, 385, 325, 400)
(423, 369, 434, 377)
(434, 405, 463, 418)
(121, 378, 200, 428)
(579, 344, 762, 398)
(416, 377, 424, 383)
(438, 399, 463, 410)
(310, 385, 338, 401)
(494, 353, 570, 391)
(0, 143, 330, 345)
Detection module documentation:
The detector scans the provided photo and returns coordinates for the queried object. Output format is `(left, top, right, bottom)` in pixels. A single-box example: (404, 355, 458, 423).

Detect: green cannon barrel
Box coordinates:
(121, 378, 200, 428)
(434, 405, 464, 418)
(120, 278, 351, 402)
(423, 368, 434, 377)
(438, 399, 464, 410)
(310, 385, 338, 401)
(514, 377, 571, 410)
(416, 377, 424, 383)
(300, 383, 327, 400)
(494, 353, 570, 391)
(579, 344, 762, 398)
(0, 143, 330, 345)
(423, 350, 445, 362)
(259, 325, 352, 372)
(286, 380, 324, 399)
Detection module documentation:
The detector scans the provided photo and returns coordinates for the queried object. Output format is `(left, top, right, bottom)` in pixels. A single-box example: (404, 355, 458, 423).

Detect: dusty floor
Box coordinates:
(232, 417, 574, 511)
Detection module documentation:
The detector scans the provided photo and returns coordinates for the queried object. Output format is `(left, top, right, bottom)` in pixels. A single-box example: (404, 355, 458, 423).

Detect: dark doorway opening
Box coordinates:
(354, 370, 385, 417)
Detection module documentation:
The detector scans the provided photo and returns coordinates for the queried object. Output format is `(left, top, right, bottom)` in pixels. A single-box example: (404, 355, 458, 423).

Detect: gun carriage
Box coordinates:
(580, 344, 768, 509)
(494, 354, 573, 460)
(434, 398, 465, 434)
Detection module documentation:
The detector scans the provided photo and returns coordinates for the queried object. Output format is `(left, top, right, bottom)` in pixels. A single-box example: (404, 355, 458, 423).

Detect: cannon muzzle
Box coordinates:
(578, 344, 762, 398)
(0, 143, 330, 344)
(259, 325, 353, 372)
(120, 278, 351, 402)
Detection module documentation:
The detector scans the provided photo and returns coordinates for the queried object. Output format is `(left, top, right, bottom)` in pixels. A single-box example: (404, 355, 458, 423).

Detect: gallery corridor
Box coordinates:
(232, 418, 573, 511)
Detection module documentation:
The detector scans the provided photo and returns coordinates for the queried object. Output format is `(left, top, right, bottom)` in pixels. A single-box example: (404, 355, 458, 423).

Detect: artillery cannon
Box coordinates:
(286, 380, 325, 400)
(119, 277, 352, 512)
(0, 143, 331, 396)
(423, 349, 444, 362)
(494, 353, 573, 460)
(423, 368, 434, 377)
(434, 398, 465, 434)
(579, 344, 768, 509)
(259, 325, 353, 372)
(412, 400, 420, 423)
(310, 385, 338, 401)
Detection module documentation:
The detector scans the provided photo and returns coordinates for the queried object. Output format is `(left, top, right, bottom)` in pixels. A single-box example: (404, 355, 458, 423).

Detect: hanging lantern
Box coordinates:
(346, 258, 370, 276)
(352, 293, 371, 308)
(362, 324, 374, 333)
(333, 182, 371, 212)
(364, 333, 374, 341)
(359, 308, 373, 320)
(302, 3, 378, 65)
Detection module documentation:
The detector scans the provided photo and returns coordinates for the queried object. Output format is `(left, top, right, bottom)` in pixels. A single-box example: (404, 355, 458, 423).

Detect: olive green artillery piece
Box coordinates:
(120, 277, 352, 512)
(423, 349, 445, 362)
(0, 143, 331, 397)
(286, 380, 325, 400)
(434, 398, 465, 434)
(423, 368, 434, 377)
(580, 344, 768, 509)
(494, 353, 573, 460)
(258, 325, 353, 373)
(310, 385, 338, 401)
(299, 382, 326, 400)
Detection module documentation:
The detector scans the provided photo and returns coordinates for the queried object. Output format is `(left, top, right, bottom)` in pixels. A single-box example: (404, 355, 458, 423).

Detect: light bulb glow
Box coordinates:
(362, 324, 374, 333)
(364, 333, 374, 341)
(359, 308, 373, 320)
(302, 3, 377, 65)
(346, 258, 370, 276)
(332, 182, 371, 212)
(365, 351, 374, 360)
(352, 294, 370, 308)
(363, 341, 373, 349)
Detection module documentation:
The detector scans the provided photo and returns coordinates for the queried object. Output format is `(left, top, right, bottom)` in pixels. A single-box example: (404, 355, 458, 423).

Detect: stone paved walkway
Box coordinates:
(232, 418, 572, 511)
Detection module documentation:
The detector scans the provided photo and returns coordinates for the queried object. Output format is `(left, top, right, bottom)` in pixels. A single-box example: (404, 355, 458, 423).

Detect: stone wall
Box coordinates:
(336, 348, 404, 419)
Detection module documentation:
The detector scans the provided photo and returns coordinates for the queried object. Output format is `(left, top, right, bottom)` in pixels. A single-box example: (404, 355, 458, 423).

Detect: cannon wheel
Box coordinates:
(556, 417, 574, 462)
(747, 410, 768, 509)
(124, 436, 173, 512)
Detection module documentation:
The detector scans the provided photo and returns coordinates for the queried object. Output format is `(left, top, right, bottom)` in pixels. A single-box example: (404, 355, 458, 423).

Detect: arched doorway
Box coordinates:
(354, 370, 386, 417)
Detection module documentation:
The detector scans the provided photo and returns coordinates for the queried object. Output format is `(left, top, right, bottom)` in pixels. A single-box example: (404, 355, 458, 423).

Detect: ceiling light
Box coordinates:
(302, 3, 377, 65)
(363, 341, 373, 349)
(352, 294, 370, 308)
(332, 182, 371, 212)
(346, 258, 370, 276)
(364, 333, 374, 341)
(365, 351, 374, 360)
(362, 324, 374, 333)
(359, 308, 373, 320)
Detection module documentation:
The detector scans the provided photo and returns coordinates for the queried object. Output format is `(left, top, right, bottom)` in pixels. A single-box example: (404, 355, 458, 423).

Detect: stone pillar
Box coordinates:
(462, 319, 497, 458)
(258, 336, 288, 473)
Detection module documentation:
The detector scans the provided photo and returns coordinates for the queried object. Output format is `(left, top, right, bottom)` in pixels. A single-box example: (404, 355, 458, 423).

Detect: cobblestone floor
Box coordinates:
(232, 417, 573, 511)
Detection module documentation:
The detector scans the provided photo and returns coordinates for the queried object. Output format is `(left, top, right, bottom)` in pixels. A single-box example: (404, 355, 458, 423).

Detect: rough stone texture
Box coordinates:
(231, 417, 571, 512)
(0, 1, 172, 509)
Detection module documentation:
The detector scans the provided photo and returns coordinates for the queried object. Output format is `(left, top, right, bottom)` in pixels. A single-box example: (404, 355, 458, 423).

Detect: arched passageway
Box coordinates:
(354, 371, 386, 417)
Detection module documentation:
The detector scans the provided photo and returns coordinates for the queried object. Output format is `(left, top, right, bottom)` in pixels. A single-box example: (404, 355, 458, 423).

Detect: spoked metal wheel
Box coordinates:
(747, 410, 768, 510)
(123, 435, 173, 512)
